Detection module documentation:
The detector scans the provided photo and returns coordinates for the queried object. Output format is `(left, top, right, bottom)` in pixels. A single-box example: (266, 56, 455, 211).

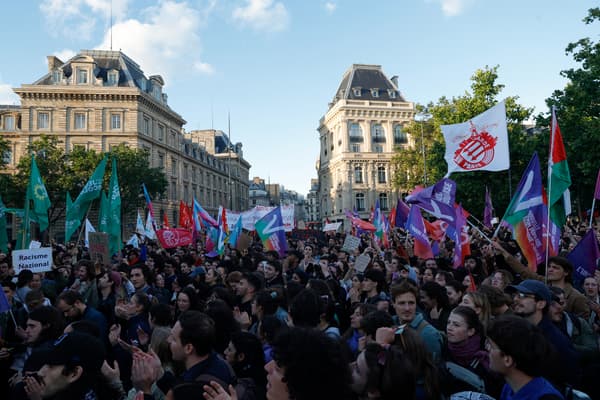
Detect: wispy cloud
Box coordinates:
(232, 0, 289, 32)
(0, 80, 20, 105)
(40, 0, 130, 40)
(438, 0, 472, 17)
(93, 1, 215, 82)
(324, 2, 336, 13)
(52, 49, 77, 63)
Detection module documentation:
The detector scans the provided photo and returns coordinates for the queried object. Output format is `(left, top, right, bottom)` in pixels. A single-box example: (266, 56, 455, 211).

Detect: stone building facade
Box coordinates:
(0, 50, 249, 239)
(317, 64, 415, 225)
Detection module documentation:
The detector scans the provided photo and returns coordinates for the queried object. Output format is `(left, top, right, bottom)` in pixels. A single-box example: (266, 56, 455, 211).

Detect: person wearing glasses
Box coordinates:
(506, 280, 579, 388)
(486, 315, 565, 400)
(56, 290, 108, 341)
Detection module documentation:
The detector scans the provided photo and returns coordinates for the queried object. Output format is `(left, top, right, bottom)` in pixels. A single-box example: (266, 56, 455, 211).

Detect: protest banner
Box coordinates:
(89, 232, 110, 265)
(354, 253, 371, 273)
(12, 247, 53, 274)
(341, 235, 361, 252)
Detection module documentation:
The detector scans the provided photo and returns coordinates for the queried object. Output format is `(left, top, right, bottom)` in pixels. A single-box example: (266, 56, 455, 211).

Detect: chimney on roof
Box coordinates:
(391, 75, 399, 88)
(47, 56, 63, 73)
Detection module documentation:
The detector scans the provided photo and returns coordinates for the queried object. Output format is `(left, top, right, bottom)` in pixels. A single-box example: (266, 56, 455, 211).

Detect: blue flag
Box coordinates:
(0, 285, 10, 313)
(567, 229, 600, 286)
(406, 206, 433, 259)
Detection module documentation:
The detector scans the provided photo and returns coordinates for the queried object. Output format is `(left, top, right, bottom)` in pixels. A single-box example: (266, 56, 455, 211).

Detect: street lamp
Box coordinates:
(415, 112, 432, 185)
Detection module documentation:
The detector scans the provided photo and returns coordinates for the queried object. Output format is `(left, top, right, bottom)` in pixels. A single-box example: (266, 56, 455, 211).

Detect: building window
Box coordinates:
(158, 125, 164, 141)
(371, 89, 379, 98)
(372, 124, 386, 142)
(4, 115, 15, 131)
(74, 112, 86, 130)
(76, 68, 88, 84)
(110, 114, 121, 130)
(107, 71, 118, 86)
(379, 193, 388, 211)
(355, 193, 365, 211)
(351, 143, 361, 152)
(171, 181, 177, 200)
(354, 166, 363, 184)
(374, 145, 384, 153)
(143, 117, 151, 135)
(3, 150, 12, 164)
(184, 164, 189, 179)
(53, 70, 62, 84)
(352, 87, 361, 97)
(158, 153, 164, 169)
(349, 123, 363, 143)
(171, 158, 177, 176)
(394, 125, 408, 144)
(388, 90, 396, 99)
(378, 166, 386, 183)
(38, 112, 49, 129)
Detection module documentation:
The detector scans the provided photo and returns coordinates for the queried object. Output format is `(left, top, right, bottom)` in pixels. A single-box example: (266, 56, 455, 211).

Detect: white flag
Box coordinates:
(144, 212, 156, 240)
(85, 218, 96, 248)
(441, 101, 509, 176)
(127, 234, 139, 248)
(136, 210, 145, 237)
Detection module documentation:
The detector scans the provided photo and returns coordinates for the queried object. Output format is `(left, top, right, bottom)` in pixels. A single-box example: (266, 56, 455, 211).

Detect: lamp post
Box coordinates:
(415, 112, 431, 185)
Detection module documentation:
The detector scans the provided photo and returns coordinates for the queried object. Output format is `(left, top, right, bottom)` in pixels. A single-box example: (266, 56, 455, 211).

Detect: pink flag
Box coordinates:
(595, 168, 600, 200)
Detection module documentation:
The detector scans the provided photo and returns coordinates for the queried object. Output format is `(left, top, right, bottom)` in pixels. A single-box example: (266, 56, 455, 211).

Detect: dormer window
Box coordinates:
(52, 70, 62, 84)
(352, 87, 362, 97)
(371, 89, 379, 98)
(76, 68, 88, 84)
(107, 71, 119, 86)
(388, 90, 396, 99)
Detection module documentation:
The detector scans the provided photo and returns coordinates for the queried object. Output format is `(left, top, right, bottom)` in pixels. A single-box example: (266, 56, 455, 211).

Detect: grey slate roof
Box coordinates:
(333, 64, 405, 103)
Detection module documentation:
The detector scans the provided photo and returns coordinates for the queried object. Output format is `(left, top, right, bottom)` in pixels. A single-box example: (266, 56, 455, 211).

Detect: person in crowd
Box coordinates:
(362, 269, 390, 309)
(490, 269, 514, 291)
(342, 303, 377, 359)
(205, 267, 226, 290)
(175, 287, 201, 320)
(460, 291, 492, 331)
(259, 259, 284, 288)
(391, 280, 444, 362)
(582, 276, 600, 333)
(347, 273, 364, 304)
(206, 299, 242, 355)
(421, 264, 437, 284)
(420, 281, 452, 331)
(22, 332, 107, 400)
(152, 272, 172, 304)
(445, 280, 465, 307)
(56, 290, 108, 340)
(486, 315, 565, 400)
(506, 279, 579, 387)
(235, 271, 263, 323)
(435, 271, 454, 288)
(15, 269, 34, 305)
(129, 264, 155, 298)
(97, 270, 122, 327)
(478, 284, 513, 317)
(492, 244, 590, 318)
(224, 331, 267, 399)
(71, 260, 99, 308)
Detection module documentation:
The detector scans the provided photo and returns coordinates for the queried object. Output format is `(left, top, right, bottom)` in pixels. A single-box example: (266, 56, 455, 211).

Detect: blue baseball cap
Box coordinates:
(507, 279, 552, 303)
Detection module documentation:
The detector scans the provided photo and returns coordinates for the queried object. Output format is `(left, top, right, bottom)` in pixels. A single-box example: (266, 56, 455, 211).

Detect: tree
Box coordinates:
(540, 7, 600, 215)
(392, 66, 539, 215)
(6, 136, 167, 239)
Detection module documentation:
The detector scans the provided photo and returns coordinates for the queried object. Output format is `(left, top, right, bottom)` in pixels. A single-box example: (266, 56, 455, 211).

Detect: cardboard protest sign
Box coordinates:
(89, 232, 110, 265)
(342, 235, 361, 252)
(12, 248, 53, 274)
(354, 253, 371, 273)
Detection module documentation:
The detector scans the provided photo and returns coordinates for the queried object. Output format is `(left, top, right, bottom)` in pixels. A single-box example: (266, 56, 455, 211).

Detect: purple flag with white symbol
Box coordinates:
(405, 178, 457, 226)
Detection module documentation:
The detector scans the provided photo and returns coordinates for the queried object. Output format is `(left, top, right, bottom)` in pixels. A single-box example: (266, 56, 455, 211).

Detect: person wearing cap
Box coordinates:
(506, 279, 579, 387)
(492, 244, 590, 319)
(486, 315, 565, 400)
(22, 332, 106, 399)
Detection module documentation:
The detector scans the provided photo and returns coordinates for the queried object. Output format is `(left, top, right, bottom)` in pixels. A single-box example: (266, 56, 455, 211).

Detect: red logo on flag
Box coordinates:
(453, 123, 497, 170)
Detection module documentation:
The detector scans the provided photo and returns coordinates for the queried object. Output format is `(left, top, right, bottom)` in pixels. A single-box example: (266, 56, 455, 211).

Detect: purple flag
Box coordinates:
(567, 229, 600, 285)
(405, 178, 457, 226)
(0, 285, 10, 313)
(484, 186, 494, 229)
(453, 203, 468, 268)
(406, 206, 433, 259)
(394, 199, 411, 228)
(595, 168, 600, 200)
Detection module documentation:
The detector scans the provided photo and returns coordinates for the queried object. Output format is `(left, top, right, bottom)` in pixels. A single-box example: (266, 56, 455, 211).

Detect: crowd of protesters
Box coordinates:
(0, 217, 600, 400)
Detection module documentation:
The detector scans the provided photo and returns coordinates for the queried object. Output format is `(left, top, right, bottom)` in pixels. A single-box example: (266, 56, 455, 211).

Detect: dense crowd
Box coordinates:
(1, 221, 599, 400)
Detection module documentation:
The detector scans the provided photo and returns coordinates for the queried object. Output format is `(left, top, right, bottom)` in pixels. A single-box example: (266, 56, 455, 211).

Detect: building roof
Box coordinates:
(332, 64, 405, 103)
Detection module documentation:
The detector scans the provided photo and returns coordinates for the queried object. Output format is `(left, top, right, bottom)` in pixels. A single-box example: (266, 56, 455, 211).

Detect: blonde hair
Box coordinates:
(464, 291, 491, 332)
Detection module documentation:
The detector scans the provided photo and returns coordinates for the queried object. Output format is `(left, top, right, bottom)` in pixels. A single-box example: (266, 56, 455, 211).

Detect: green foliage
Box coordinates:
(5, 136, 167, 237)
(392, 66, 538, 216)
(540, 7, 600, 213)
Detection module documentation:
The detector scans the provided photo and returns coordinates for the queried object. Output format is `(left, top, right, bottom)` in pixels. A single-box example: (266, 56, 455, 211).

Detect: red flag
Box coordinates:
(424, 219, 448, 241)
(162, 212, 170, 228)
(179, 201, 193, 230)
(389, 207, 397, 228)
(156, 228, 193, 249)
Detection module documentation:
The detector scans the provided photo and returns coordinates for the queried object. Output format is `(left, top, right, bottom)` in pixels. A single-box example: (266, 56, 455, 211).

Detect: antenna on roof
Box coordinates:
(110, 0, 113, 50)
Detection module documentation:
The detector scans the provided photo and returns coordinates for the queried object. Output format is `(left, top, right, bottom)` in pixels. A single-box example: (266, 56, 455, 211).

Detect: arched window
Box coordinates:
(356, 193, 365, 211)
(377, 166, 386, 183)
(349, 123, 364, 143)
(379, 193, 388, 211)
(354, 166, 363, 184)
(372, 124, 386, 143)
(394, 125, 408, 144)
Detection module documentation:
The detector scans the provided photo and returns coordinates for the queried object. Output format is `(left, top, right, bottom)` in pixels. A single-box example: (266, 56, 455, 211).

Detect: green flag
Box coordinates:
(98, 190, 110, 234)
(26, 155, 51, 232)
(0, 195, 8, 253)
(65, 157, 107, 241)
(108, 158, 121, 256)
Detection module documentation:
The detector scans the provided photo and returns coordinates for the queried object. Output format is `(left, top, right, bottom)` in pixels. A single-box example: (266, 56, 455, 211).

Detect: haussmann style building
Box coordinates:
(317, 64, 416, 228)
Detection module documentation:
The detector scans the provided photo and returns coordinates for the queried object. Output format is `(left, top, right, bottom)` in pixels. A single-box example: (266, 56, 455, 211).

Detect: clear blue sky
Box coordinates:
(0, 0, 596, 195)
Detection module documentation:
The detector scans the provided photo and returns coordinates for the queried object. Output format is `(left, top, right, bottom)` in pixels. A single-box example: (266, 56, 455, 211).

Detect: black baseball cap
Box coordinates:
(39, 332, 106, 373)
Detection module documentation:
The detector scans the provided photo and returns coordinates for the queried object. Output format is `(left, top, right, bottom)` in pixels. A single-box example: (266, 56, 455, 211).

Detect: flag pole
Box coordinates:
(75, 202, 94, 248)
(590, 199, 597, 229)
(545, 107, 557, 285)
